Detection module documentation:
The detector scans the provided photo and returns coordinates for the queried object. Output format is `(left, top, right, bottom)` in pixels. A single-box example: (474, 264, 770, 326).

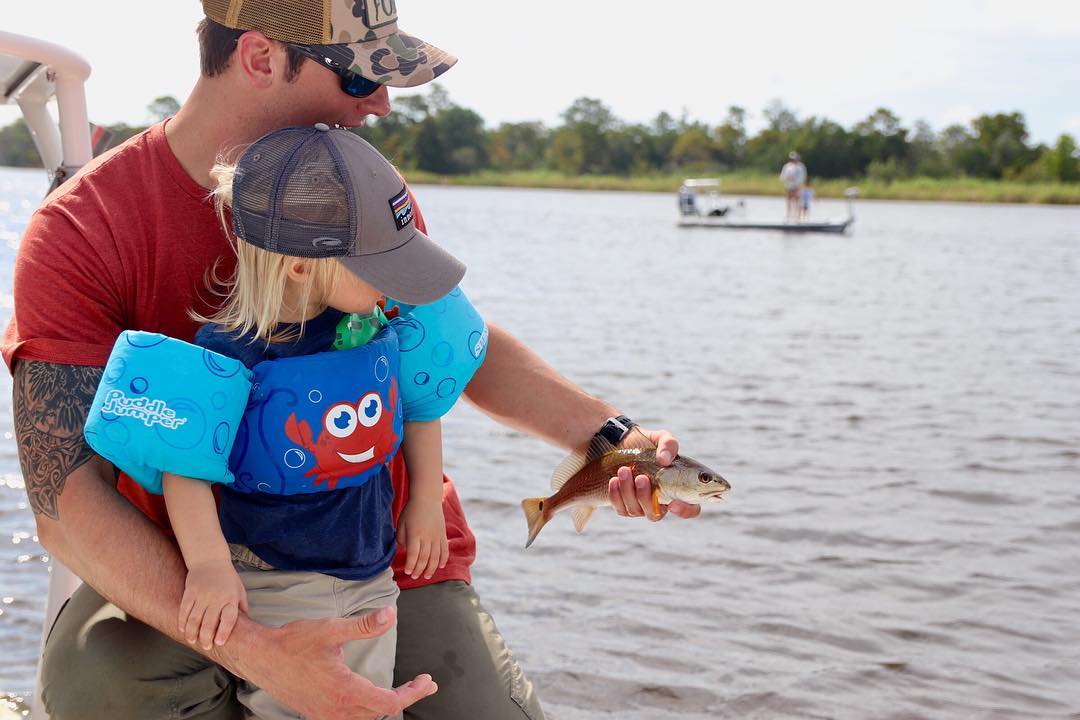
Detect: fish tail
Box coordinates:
(521, 498, 548, 548)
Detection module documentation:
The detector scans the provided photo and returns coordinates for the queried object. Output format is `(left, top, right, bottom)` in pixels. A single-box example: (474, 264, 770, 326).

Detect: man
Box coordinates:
(780, 150, 807, 221)
(5, 3, 700, 720)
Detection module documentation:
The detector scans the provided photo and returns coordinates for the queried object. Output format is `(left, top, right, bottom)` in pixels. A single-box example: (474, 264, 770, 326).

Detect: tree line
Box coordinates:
(2, 90, 1077, 183)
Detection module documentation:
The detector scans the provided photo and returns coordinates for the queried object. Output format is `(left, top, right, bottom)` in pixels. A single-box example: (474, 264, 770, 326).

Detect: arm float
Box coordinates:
(388, 286, 488, 422)
(83, 331, 253, 495)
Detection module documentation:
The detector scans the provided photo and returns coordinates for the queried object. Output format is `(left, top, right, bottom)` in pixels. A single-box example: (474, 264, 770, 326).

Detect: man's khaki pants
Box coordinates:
(38, 577, 544, 720)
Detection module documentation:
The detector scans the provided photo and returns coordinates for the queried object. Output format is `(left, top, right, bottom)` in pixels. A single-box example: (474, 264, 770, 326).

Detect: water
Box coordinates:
(1, 165, 1079, 718)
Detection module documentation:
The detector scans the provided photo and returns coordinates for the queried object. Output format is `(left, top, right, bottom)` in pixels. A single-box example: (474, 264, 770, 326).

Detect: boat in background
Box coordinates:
(1, 29, 94, 720)
(678, 178, 739, 218)
(678, 178, 858, 234)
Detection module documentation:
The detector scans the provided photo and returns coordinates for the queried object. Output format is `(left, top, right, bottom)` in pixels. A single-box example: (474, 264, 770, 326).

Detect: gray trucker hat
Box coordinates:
(231, 124, 465, 305)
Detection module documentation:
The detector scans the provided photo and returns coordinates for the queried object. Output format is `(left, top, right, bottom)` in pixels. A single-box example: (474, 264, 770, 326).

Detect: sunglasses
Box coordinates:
(290, 45, 383, 99)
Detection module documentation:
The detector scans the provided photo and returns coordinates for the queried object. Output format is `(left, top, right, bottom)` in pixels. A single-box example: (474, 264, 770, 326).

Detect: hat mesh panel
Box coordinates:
(276, 138, 353, 257)
(234, 0, 327, 44)
(232, 140, 282, 251)
(202, 0, 232, 26)
(233, 130, 352, 257)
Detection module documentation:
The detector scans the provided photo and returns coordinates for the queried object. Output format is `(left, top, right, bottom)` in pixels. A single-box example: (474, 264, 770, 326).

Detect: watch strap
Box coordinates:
(595, 415, 637, 445)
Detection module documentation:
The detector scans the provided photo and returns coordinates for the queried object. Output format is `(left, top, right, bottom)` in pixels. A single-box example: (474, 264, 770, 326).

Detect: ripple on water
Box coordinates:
(925, 488, 1025, 506)
(534, 669, 722, 716)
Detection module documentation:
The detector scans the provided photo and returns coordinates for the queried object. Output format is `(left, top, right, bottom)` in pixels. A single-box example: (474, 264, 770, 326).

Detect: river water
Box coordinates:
(1, 165, 1078, 718)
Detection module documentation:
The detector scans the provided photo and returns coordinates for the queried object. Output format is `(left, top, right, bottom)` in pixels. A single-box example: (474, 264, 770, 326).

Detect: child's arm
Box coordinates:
(162, 473, 248, 650)
(397, 419, 449, 580)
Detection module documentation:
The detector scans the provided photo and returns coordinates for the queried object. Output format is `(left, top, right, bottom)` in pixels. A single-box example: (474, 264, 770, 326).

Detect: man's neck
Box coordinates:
(164, 78, 273, 190)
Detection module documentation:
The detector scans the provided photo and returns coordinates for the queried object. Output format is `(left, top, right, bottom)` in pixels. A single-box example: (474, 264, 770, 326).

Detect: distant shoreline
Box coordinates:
(3, 165, 1078, 206)
(404, 170, 1080, 206)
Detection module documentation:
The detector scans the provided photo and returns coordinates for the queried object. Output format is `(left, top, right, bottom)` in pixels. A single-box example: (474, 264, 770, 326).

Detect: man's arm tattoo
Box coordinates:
(12, 361, 104, 520)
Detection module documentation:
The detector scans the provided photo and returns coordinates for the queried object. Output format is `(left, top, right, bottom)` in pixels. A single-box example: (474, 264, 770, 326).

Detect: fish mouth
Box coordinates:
(337, 447, 375, 464)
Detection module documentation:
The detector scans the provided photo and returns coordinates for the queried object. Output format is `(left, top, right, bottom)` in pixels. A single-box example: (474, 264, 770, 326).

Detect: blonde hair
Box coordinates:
(194, 159, 346, 343)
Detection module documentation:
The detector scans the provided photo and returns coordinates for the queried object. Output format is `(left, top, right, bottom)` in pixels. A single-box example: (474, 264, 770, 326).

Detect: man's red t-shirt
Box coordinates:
(2, 121, 474, 590)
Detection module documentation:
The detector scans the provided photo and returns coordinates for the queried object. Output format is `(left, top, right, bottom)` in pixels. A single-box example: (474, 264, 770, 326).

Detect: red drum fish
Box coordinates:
(521, 429, 730, 547)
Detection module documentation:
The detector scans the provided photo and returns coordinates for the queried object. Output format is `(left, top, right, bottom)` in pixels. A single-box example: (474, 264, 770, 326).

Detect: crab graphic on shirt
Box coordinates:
(284, 379, 400, 490)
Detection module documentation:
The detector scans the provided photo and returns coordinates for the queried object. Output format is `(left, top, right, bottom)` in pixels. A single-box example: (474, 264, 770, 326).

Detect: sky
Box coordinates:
(2, 0, 1079, 144)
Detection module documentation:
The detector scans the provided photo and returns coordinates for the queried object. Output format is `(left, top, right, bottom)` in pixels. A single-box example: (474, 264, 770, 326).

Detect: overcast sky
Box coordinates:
(3, 0, 1078, 144)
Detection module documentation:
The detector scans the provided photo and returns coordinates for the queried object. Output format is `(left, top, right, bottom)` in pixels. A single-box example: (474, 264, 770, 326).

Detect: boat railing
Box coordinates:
(1, 30, 92, 189)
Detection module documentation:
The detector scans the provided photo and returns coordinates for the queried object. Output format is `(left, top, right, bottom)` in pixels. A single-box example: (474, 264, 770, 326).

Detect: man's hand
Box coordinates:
(608, 427, 702, 522)
(238, 607, 437, 720)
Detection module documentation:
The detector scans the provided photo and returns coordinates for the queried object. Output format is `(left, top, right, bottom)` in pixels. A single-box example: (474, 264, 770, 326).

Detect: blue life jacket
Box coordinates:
(84, 288, 488, 497)
(229, 326, 403, 494)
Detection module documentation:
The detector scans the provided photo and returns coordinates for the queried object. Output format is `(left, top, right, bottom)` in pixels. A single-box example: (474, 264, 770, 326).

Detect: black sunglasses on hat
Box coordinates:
(290, 44, 383, 99)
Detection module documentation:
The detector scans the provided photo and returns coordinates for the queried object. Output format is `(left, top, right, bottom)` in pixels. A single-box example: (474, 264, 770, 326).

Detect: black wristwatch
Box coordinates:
(595, 414, 637, 445)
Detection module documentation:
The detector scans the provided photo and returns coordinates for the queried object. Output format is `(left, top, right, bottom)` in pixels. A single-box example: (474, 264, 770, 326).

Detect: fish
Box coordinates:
(521, 428, 731, 547)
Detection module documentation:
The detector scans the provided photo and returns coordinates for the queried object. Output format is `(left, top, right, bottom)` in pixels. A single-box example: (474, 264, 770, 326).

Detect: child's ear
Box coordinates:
(284, 258, 312, 282)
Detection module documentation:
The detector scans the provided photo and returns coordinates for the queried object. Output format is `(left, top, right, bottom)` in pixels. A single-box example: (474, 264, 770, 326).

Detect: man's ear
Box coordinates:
(234, 31, 279, 90)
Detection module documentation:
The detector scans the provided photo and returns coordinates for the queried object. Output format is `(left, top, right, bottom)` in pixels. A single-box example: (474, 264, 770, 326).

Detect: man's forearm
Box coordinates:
(13, 360, 261, 677)
(464, 323, 616, 450)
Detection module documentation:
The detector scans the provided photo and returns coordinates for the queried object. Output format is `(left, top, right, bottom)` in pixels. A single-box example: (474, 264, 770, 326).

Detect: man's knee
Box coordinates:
(40, 584, 240, 720)
(397, 582, 544, 720)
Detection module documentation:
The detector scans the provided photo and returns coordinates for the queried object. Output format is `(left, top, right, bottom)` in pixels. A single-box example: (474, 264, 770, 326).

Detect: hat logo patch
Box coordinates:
(312, 236, 345, 250)
(364, 0, 398, 29)
(389, 186, 413, 231)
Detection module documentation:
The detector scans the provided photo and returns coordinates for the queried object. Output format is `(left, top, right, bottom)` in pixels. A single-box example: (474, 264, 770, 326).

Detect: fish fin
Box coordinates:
(521, 498, 548, 548)
(620, 427, 657, 451)
(587, 433, 619, 455)
(550, 433, 634, 492)
(549, 448, 586, 492)
(651, 487, 662, 517)
(571, 506, 595, 534)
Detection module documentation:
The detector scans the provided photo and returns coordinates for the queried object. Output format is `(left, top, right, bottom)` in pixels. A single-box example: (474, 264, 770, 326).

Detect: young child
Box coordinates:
(137, 125, 471, 719)
(799, 177, 815, 221)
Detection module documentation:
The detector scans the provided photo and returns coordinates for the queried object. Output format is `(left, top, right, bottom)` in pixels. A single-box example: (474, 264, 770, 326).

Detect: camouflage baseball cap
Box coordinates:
(202, 0, 456, 88)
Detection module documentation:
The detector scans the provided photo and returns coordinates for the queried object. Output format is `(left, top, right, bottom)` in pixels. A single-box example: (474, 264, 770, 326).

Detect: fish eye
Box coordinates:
(326, 404, 358, 438)
(698, 472, 712, 484)
(357, 392, 383, 428)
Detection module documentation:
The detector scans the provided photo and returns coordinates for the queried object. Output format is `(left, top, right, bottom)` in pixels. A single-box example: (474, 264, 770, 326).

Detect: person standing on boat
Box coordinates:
(800, 177, 815, 221)
(780, 151, 807, 221)
(3, 3, 701, 720)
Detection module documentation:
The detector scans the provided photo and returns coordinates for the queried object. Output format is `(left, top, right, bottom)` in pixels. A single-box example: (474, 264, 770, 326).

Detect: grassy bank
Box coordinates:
(404, 170, 1080, 205)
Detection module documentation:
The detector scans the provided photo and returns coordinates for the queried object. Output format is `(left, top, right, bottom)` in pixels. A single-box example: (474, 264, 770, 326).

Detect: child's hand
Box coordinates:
(178, 559, 249, 650)
(397, 499, 449, 580)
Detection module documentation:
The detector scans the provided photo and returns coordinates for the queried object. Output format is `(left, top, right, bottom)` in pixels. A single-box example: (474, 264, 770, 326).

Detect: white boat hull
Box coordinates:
(678, 216, 854, 234)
